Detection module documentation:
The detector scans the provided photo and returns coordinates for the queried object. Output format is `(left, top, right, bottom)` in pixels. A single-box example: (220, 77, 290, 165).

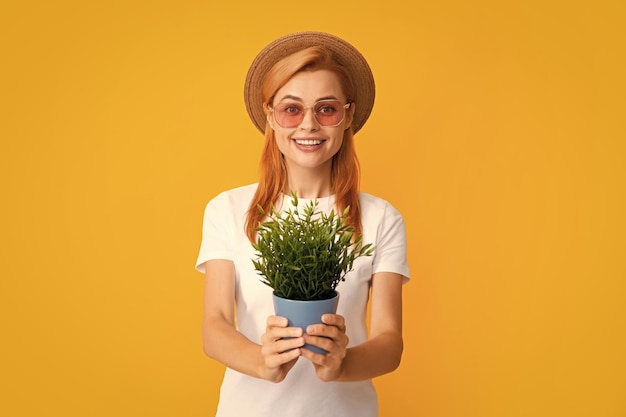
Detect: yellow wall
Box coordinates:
(2, 1, 624, 416)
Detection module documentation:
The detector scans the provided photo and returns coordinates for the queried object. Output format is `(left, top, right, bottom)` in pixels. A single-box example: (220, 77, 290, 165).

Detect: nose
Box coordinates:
(299, 107, 320, 131)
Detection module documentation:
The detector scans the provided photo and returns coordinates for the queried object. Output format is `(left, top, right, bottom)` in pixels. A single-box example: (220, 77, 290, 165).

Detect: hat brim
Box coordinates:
(244, 31, 375, 135)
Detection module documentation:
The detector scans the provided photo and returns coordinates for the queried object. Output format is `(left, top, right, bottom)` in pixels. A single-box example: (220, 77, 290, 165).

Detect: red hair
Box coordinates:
(245, 47, 362, 242)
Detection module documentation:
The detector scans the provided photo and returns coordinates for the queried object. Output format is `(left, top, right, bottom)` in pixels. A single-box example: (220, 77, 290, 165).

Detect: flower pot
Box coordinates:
(272, 291, 339, 354)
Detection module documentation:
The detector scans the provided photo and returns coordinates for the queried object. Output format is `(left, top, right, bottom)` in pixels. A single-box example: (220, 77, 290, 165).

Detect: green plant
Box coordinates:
(252, 193, 374, 301)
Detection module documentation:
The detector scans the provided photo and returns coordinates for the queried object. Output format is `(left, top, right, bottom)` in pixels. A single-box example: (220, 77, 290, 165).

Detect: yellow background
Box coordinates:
(1, 0, 624, 416)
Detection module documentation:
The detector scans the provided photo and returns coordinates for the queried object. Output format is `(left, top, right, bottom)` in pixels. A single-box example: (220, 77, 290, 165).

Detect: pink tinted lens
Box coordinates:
(314, 101, 343, 125)
(274, 101, 344, 127)
(274, 103, 304, 128)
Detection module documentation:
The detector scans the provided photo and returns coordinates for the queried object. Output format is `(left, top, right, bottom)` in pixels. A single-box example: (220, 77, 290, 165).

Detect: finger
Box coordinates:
(261, 327, 303, 347)
(271, 327, 304, 340)
(264, 346, 301, 369)
(321, 314, 345, 331)
(302, 335, 336, 354)
(299, 345, 324, 361)
(306, 323, 341, 339)
(305, 327, 349, 350)
(266, 315, 289, 328)
(266, 316, 303, 339)
(261, 335, 304, 356)
(275, 337, 305, 354)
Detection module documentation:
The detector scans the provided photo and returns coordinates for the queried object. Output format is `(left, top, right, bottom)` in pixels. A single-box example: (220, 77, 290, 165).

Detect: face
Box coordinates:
(268, 69, 354, 176)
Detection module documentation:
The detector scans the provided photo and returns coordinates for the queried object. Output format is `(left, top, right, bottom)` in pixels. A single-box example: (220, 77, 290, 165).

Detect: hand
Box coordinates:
(301, 314, 349, 381)
(259, 316, 305, 383)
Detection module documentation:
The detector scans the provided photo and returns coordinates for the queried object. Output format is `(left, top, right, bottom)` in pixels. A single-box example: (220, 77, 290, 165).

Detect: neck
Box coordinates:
(284, 164, 332, 199)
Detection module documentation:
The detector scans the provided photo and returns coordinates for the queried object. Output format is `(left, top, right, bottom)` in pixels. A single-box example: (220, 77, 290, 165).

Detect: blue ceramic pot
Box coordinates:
(272, 291, 339, 354)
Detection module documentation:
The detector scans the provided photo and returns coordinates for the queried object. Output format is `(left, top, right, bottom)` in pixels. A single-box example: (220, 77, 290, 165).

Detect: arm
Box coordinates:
(301, 271, 404, 381)
(202, 259, 305, 382)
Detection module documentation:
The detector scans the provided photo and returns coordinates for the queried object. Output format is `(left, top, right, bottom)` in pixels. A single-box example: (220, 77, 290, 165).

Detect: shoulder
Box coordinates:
(208, 183, 258, 206)
(213, 183, 258, 200)
(359, 192, 403, 219)
(202, 183, 258, 221)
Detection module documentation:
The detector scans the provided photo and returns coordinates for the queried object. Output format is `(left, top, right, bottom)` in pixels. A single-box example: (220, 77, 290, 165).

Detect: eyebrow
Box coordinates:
(277, 94, 339, 103)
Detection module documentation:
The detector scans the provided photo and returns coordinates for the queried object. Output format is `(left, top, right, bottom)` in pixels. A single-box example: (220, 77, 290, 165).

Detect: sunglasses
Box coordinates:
(270, 99, 352, 128)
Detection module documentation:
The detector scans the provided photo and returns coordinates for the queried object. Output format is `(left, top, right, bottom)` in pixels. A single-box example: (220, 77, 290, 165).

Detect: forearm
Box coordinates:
(203, 316, 265, 379)
(334, 330, 403, 382)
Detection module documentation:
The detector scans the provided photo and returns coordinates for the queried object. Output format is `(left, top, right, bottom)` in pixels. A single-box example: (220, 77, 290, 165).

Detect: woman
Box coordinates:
(196, 31, 410, 417)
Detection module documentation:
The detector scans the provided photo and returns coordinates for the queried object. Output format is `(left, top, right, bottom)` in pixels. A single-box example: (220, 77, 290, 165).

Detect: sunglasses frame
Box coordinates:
(269, 99, 352, 128)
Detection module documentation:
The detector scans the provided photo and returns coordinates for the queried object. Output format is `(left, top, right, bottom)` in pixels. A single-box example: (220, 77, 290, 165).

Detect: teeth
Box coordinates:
(295, 139, 322, 146)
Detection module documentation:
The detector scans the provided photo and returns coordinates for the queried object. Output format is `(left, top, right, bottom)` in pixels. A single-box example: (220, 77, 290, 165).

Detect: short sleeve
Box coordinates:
(371, 203, 411, 284)
(195, 194, 236, 273)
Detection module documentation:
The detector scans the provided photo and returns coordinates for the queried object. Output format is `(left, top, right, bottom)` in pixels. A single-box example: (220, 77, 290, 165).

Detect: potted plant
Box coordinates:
(252, 193, 374, 353)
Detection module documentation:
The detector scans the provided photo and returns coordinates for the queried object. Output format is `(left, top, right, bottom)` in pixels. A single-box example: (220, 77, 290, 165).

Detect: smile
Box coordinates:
(294, 139, 324, 146)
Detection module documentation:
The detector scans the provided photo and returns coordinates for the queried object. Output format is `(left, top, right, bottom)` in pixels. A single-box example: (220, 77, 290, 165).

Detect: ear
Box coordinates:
(267, 114, 275, 130)
(344, 102, 356, 130)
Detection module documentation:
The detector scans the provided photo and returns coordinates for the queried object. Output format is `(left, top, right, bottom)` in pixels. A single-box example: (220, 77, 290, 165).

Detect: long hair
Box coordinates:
(245, 46, 362, 242)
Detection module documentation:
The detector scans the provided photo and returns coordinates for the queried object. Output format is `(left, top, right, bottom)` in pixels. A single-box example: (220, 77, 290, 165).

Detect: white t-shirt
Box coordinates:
(196, 183, 410, 417)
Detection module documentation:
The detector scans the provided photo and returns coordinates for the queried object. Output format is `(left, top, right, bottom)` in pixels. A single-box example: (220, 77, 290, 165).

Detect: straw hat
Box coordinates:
(244, 31, 375, 134)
